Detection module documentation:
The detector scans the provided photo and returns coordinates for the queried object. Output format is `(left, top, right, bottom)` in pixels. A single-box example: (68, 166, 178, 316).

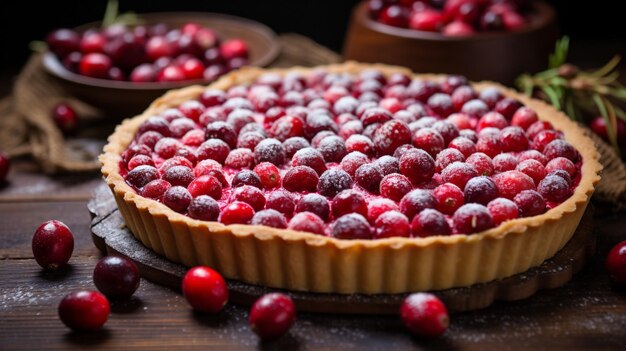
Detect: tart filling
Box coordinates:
(101, 62, 601, 293)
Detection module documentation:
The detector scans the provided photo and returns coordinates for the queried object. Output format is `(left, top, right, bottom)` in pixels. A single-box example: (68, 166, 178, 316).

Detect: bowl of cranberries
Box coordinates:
(42, 12, 279, 115)
(343, 0, 558, 84)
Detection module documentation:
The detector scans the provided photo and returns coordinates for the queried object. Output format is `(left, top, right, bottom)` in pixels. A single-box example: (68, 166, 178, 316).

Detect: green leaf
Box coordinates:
(102, 0, 119, 28)
(589, 55, 621, 78)
(593, 93, 619, 151)
(549, 36, 570, 69)
(564, 95, 579, 121)
(614, 105, 626, 123)
(541, 85, 562, 109)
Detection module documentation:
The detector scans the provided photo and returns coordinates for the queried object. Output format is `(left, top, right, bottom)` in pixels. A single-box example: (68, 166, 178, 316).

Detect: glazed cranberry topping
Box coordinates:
(122, 69, 583, 238)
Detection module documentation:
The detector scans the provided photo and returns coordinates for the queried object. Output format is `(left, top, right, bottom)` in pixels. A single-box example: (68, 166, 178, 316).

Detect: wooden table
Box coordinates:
(2, 51, 626, 350)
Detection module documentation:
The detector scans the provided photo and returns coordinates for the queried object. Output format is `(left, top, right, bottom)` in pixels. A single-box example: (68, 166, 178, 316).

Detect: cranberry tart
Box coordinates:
(101, 62, 601, 294)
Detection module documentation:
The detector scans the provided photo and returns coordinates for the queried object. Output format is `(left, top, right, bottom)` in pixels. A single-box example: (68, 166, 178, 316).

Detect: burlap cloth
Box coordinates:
(1, 33, 625, 209)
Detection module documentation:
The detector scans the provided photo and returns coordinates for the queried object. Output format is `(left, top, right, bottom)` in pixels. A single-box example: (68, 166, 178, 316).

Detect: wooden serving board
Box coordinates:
(89, 184, 595, 314)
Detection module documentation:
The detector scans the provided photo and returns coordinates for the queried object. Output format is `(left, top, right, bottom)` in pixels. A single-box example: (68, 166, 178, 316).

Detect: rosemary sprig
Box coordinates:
(516, 36, 626, 154)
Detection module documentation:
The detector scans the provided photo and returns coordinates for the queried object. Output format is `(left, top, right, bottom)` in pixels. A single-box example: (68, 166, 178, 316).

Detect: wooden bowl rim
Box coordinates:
(42, 11, 280, 91)
(358, 1, 556, 42)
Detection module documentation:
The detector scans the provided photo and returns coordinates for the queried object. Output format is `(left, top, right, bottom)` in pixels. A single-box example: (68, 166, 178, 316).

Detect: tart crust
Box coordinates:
(100, 62, 602, 294)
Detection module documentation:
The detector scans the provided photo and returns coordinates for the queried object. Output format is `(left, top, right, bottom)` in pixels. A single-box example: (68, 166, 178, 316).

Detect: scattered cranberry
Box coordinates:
(400, 293, 449, 338)
(182, 266, 229, 313)
(0, 152, 10, 183)
(606, 241, 626, 285)
(51, 103, 78, 135)
(79, 53, 112, 78)
(58, 290, 110, 331)
(32, 220, 74, 270)
(249, 293, 296, 340)
(93, 256, 140, 299)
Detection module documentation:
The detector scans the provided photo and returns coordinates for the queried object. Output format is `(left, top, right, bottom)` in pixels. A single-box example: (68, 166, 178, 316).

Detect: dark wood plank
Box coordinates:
(0, 160, 103, 202)
(0, 201, 99, 258)
(1, 253, 626, 351)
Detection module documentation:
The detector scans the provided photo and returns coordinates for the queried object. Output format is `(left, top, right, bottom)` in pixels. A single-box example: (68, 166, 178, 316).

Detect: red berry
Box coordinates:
(295, 194, 330, 221)
(434, 183, 465, 215)
(399, 189, 437, 219)
(537, 175, 572, 203)
(606, 241, 626, 285)
(545, 157, 576, 178)
(355, 163, 384, 193)
(249, 293, 296, 340)
(487, 198, 519, 225)
(409, 10, 445, 31)
(493, 170, 535, 199)
(516, 159, 546, 184)
(93, 256, 140, 299)
(380, 173, 413, 202)
(140, 179, 171, 199)
(514, 190, 546, 217)
(443, 21, 475, 36)
(379, 5, 409, 27)
(441, 162, 478, 189)
(79, 53, 112, 78)
(412, 128, 445, 157)
(464, 176, 499, 205)
(332, 190, 368, 218)
(399, 149, 436, 184)
(492, 153, 519, 172)
(332, 213, 372, 240)
(453, 203, 495, 234)
(163, 186, 192, 213)
(283, 166, 319, 193)
(232, 185, 266, 211)
(0, 152, 11, 183)
(220, 39, 248, 60)
(188, 175, 223, 199)
(47, 29, 81, 57)
(288, 212, 326, 235)
(188, 195, 220, 221)
(374, 211, 410, 239)
(292, 147, 327, 175)
(220, 201, 255, 225)
(163, 165, 194, 187)
(32, 220, 74, 270)
(400, 293, 449, 338)
(58, 291, 110, 331)
(251, 209, 288, 229)
(182, 266, 228, 313)
(511, 107, 539, 130)
(373, 120, 412, 156)
(253, 162, 281, 189)
(411, 209, 451, 237)
(158, 65, 186, 82)
(52, 102, 79, 134)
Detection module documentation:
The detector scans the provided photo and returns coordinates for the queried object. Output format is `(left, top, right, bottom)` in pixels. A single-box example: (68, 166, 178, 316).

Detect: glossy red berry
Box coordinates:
(32, 220, 74, 270)
(58, 290, 110, 331)
(93, 256, 140, 299)
(51, 102, 79, 135)
(249, 293, 296, 340)
(0, 152, 10, 183)
(219, 201, 255, 225)
(400, 293, 449, 338)
(606, 241, 626, 285)
(79, 53, 112, 79)
(182, 266, 229, 313)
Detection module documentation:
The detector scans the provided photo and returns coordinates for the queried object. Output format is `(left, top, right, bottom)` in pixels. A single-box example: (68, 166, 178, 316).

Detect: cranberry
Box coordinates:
(249, 293, 296, 340)
(461, 99, 489, 118)
(266, 189, 296, 217)
(182, 266, 228, 313)
(399, 189, 437, 219)
(365, 198, 397, 223)
(292, 148, 327, 175)
(511, 107, 539, 130)
(126, 165, 160, 189)
(47, 29, 81, 57)
(374, 211, 410, 239)
(332, 213, 372, 240)
(448, 137, 477, 159)
(188, 195, 220, 221)
(518, 149, 548, 166)
(138, 116, 170, 136)
(346, 135, 375, 155)
(476, 134, 503, 158)
(255, 138, 286, 166)
(288, 212, 326, 235)
(464, 176, 499, 205)
(493, 170, 535, 199)
(163, 165, 194, 187)
(355, 163, 384, 193)
(376, 155, 401, 175)
(232, 185, 266, 211)
(232, 170, 262, 188)
(399, 149, 436, 185)
(436, 148, 465, 172)
(451, 86, 478, 113)
(197, 139, 230, 164)
(155, 137, 182, 159)
(432, 121, 460, 145)
(317, 135, 347, 163)
(514, 190, 546, 217)
(295, 194, 330, 220)
(526, 120, 554, 140)
(317, 169, 352, 197)
(532, 130, 560, 152)
(361, 107, 393, 126)
(545, 157, 577, 178)
(412, 128, 445, 157)
(478, 112, 508, 131)
(378, 5, 409, 27)
(79, 53, 112, 78)
(493, 153, 519, 172)
(332, 190, 368, 218)
(283, 166, 319, 193)
(250, 162, 279, 189)
(427, 93, 455, 117)
(516, 159, 546, 184)
(499, 126, 528, 152)
(93, 256, 140, 299)
(379, 173, 413, 202)
(373, 120, 412, 156)
(220, 39, 248, 60)
(537, 175, 572, 203)
(340, 152, 369, 176)
(487, 198, 519, 225)
(105, 32, 146, 70)
(544, 140, 579, 162)
(51, 103, 78, 135)
(140, 179, 171, 199)
(409, 10, 445, 31)
(443, 21, 475, 36)
(188, 175, 223, 199)
(411, 209, 451, 237)
(400, 293, 449, 338)
(453, 203, 495, 234)
(179, 101, 206, 122)
(590, 116, 626, 143)
(279, 136, 306, 156)
(433, 183, 464, 215)
(225, 148, 256, 169)
(251, 209, 287, 229)
(441, 162, 478, 189)
(32, 220, 74, 271)
(606, 241, 626, 285)
(58, 291, 110, 331)
(163, 186, 192, 213)
(220, 201, 255, 225)
(128, 154, 155, 171)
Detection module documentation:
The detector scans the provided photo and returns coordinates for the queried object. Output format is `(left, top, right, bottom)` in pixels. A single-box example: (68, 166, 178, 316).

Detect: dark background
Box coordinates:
(0, 0, 624, 73)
